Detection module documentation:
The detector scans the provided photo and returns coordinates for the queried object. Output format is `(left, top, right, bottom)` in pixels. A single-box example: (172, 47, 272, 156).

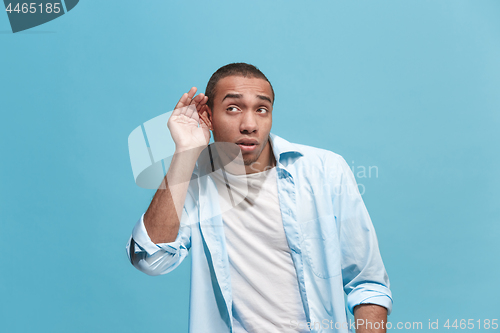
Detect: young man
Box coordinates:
(126, 63, 392, 333)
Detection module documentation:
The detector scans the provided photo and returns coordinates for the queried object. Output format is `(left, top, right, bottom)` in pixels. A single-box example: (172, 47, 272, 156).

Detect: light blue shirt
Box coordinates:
(126, 133, 392, 333)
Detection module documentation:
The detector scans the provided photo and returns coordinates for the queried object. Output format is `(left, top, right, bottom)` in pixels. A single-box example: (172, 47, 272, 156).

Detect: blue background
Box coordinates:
(1, 0, 499, 332)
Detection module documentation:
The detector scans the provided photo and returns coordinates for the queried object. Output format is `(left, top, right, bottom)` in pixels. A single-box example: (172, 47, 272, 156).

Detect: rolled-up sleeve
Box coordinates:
(346, 283, 393, 315)
(125, 192, 196, 276)
(332, 155, 393, 315)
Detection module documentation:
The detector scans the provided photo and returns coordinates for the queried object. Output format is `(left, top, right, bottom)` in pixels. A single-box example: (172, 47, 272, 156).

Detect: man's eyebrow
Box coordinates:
(257, 95, 272, 104)
(222, 93, 243, 102)
(222, 93, 272, 104)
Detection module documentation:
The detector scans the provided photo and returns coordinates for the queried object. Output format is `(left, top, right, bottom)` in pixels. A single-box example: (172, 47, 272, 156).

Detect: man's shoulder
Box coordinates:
(295, 142, 342, 160)
(275, 138, 351, 185)
(272, 134, 345, 166)
(294, 143, 347, 175)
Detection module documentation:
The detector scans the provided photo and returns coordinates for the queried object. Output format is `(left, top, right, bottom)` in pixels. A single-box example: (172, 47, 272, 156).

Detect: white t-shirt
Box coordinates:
(210, 166, 309, 333)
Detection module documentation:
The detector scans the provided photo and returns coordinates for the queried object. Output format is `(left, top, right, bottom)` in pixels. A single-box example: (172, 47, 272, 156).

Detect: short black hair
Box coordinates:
(205, 63, 275, 110)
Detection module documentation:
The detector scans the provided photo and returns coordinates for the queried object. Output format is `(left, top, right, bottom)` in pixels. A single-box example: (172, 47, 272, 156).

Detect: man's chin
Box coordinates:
(243, 158, 257, 166)
(242, 142, 269, 168)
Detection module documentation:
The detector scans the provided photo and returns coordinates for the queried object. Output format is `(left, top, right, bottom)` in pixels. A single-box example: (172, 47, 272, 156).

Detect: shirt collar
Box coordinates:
(268, 132, 304, 165)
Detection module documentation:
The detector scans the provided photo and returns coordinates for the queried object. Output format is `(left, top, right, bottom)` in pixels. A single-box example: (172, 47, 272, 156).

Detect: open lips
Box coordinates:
(236, 139, 258, 152)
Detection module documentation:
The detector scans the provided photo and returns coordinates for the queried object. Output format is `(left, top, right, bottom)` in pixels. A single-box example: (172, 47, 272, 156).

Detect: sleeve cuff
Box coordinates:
(131, 213, 187, 257)
(347, 283, 393, 315)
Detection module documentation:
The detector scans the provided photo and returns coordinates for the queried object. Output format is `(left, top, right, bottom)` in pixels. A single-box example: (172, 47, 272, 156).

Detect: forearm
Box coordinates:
(353, 304, 388, 333)
(144, 148, 201, 243)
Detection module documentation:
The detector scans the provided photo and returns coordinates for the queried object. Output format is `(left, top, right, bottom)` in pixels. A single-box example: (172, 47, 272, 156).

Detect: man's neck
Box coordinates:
(245, 140, 276, 174)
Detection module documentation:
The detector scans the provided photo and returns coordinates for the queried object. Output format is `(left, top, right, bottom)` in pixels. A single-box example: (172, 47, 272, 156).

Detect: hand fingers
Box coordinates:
(186, 87, 197, 101)
(185, 103, 196, 118)
(200, 95, 208, 109)
(174, 87, 197, 111)
(192, 92, 204, 104)
(172, 92, 188, 115)
(184, 93, 205, 119)
(192, 93, 207, 111)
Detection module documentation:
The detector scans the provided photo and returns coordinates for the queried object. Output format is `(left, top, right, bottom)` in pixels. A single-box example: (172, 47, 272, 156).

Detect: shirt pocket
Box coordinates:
(299, 215, 341, 279)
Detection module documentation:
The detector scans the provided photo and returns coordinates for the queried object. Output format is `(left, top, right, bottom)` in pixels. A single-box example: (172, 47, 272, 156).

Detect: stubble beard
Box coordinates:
(243, 154, 259, 166)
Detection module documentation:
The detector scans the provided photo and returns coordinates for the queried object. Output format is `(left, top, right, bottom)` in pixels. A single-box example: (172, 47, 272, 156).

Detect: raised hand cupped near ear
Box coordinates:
(168, 87, 211, 152)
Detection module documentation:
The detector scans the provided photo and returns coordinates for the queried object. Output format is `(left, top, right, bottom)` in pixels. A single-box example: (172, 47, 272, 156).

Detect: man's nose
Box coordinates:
(240, 111, 258, 133)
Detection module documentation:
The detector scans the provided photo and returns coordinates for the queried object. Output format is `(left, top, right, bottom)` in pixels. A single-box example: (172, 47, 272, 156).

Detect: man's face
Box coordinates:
(207, 75, 274, 169)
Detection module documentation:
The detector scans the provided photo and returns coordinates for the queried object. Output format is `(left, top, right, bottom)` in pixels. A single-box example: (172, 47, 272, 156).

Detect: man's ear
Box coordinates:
(200, 105, 213, 130)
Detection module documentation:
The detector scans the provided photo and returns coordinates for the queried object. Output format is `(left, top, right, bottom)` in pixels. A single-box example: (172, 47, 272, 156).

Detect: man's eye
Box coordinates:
(227, 107, 239, 112)
(257, 108, 268, 114)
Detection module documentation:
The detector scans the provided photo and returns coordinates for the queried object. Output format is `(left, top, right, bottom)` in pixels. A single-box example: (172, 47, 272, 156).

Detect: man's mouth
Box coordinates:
(236, 141, 258, 152)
